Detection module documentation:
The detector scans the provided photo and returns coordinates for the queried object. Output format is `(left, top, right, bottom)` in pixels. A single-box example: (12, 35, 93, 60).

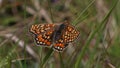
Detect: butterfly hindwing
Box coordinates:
(53, 42, 68, 51)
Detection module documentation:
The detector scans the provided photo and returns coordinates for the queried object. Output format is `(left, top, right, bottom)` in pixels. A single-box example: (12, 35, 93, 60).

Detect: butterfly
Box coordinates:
(30, 21, 79, 52)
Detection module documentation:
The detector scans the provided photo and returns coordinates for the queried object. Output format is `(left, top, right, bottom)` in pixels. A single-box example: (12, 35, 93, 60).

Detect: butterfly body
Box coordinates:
(30, 21, 79, 52)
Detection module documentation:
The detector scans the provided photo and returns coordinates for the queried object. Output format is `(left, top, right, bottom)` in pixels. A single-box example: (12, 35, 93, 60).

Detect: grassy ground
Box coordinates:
(0, 0, 120, 68)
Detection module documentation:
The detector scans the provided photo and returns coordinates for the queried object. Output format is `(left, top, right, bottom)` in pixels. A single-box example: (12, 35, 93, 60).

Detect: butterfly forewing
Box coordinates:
(62, 24, 79, 43)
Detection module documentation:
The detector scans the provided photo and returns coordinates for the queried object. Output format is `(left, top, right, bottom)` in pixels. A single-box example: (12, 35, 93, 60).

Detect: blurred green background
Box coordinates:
(0, 0, 120, 68)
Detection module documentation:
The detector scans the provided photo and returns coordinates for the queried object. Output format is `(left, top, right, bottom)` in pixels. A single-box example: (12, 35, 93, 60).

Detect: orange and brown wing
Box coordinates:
(30, 24, 55, 46)
(53, 23, 79, 51)
(53, 39, 69, 52)
(61, 24, 79, 43)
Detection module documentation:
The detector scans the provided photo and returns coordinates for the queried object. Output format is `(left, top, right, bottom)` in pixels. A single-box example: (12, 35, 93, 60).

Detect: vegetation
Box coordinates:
(0, 0, 120, 68)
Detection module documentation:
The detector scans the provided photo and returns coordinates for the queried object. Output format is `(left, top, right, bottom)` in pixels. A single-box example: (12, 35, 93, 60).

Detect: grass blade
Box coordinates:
(40, 48, 53, 68)
(75, 0, 119, 68)
(59, 52, 64, 68)
(73, 0, 96, 25)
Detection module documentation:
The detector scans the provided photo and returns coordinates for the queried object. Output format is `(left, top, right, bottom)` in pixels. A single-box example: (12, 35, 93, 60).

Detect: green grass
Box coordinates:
(75, 0, 119, 67)
(0, 0, 120, 68)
